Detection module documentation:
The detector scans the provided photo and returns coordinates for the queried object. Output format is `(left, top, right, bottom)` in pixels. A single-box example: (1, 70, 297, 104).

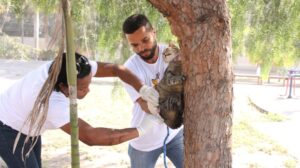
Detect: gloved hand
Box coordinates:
(147, 101, 159, 115)
(147, 102, 164, 124)
(137, 114, 160, 136)
(139, 85, 159, 106)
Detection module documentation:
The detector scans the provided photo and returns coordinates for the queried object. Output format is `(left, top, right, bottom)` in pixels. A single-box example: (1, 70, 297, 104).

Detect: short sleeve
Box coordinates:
(46, 92, 70, 129)
(122, 60, 142, 103)
(123, 81, 140, 103)
(89, 60, 98, 76)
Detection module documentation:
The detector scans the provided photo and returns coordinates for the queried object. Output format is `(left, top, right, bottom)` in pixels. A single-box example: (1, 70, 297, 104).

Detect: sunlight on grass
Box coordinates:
(285, 159, 298, 168)
(261, 112, 289, 122)
(247, 97, 289, 122)
(232, 117, 298, 167)
(232, 94, 298, 167)
(233, 119, 287, 154)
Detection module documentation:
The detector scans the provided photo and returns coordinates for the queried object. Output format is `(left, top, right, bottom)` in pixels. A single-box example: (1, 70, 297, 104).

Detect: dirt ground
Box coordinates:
(0, 59, 299, 168)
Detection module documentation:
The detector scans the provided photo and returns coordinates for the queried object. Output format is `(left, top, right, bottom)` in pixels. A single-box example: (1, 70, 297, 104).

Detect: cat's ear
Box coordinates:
(168, 42, 180, 50)
(169, 41, 176, 47)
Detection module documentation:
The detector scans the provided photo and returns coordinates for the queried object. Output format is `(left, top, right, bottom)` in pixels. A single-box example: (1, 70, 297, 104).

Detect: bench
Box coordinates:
(267, 75, 289, 86)
(234, 73, 262, 84)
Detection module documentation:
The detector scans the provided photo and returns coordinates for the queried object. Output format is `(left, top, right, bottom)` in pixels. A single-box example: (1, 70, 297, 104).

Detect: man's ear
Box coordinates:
(59, 83, 69, 97)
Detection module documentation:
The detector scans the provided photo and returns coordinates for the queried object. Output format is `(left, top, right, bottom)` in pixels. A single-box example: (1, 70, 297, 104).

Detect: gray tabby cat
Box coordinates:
(155, 43, 185, 129)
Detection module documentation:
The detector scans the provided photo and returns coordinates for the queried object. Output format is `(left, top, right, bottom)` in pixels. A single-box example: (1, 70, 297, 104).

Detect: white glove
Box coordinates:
(147, 101, 159, 115)
(147, 102, 164, 124)
(139, 85, 159, 106)
(137, 114, 159, 136)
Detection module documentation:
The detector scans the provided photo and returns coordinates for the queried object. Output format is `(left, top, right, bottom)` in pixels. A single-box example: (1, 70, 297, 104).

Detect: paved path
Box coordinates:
(0, 59, 45, 79)
(0, 59, 45, 92)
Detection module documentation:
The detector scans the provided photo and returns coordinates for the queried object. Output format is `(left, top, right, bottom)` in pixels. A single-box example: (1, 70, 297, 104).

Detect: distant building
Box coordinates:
(0, 10, 55, 49)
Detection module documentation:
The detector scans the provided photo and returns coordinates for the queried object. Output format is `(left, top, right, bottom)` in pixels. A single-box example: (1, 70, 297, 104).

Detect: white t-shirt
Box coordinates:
(0, 60, 98, 136)
(123, 44, 183, 151)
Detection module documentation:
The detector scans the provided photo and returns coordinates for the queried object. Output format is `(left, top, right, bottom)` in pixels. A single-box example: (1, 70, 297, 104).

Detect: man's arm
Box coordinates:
(136, 97, 151, 114)
(60, 118, 139, 146)
(94, 62, 159, 106)
(60, 115, 158, 146)
(94, 62, 142, 92)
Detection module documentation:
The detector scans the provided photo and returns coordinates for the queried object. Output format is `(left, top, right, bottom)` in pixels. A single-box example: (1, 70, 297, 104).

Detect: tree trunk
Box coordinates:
(43, 14, 49, 45)
(62, 0, 80, 167)
(0, 5, 10, 34)
(21, 15, 24, 43)
(147, 0, 233, 167)
(34, 11, 39, 51)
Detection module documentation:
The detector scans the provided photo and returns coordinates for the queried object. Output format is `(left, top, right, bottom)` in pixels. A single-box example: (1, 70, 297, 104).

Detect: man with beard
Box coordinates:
(122, 14, 183, 168)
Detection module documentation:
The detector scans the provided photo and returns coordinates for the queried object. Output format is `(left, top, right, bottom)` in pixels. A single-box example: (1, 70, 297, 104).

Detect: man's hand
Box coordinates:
(137, 114, 160, 136)
(147, 102, 164, 124)
(147, 101, 159, 115)
(139, 85, 159, 106)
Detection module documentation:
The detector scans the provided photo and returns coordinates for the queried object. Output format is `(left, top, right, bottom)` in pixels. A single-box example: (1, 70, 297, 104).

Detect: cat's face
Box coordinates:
(162, 44, 180, 63)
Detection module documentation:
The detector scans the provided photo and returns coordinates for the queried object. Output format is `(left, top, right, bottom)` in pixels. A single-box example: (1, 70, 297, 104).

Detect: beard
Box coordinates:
(138, 42, 157, 61)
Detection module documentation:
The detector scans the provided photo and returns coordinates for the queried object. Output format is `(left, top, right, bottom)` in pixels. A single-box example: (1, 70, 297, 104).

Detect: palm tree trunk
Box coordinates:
(62, 0, 80, 167)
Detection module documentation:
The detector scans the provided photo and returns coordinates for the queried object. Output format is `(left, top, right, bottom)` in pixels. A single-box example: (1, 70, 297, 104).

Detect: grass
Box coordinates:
(285, 159, 298, 168)
(247, 96, 289, 122)
(233, 119, 288, 154)
(232, 95, 298, 167)
(232, 120, 298, 167)
(261, 112, 289, 122)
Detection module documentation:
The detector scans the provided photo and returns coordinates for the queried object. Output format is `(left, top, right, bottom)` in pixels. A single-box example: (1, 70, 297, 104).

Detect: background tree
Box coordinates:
(0, 0, 175, 61)
(229, 0, 300, 79)
(147, 0, 233, 167)
(1, 0, 300, 73)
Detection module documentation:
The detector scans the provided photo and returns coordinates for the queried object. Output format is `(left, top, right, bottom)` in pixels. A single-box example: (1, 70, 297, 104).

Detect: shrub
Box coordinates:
(0, 35, 55, 60)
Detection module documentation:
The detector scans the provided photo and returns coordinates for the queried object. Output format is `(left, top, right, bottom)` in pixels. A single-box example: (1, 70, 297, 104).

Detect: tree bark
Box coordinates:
(43, 14, 49, 45)
(0, 6, 10, 34)
(62, 0, 80, 167)
(21, 14, 24, 43)
(147, 0, 233, 167)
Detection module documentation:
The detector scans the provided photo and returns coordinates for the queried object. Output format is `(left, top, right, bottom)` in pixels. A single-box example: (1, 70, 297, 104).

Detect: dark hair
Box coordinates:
(50, 52, 91, 92)
(122, 14, 153, 34)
